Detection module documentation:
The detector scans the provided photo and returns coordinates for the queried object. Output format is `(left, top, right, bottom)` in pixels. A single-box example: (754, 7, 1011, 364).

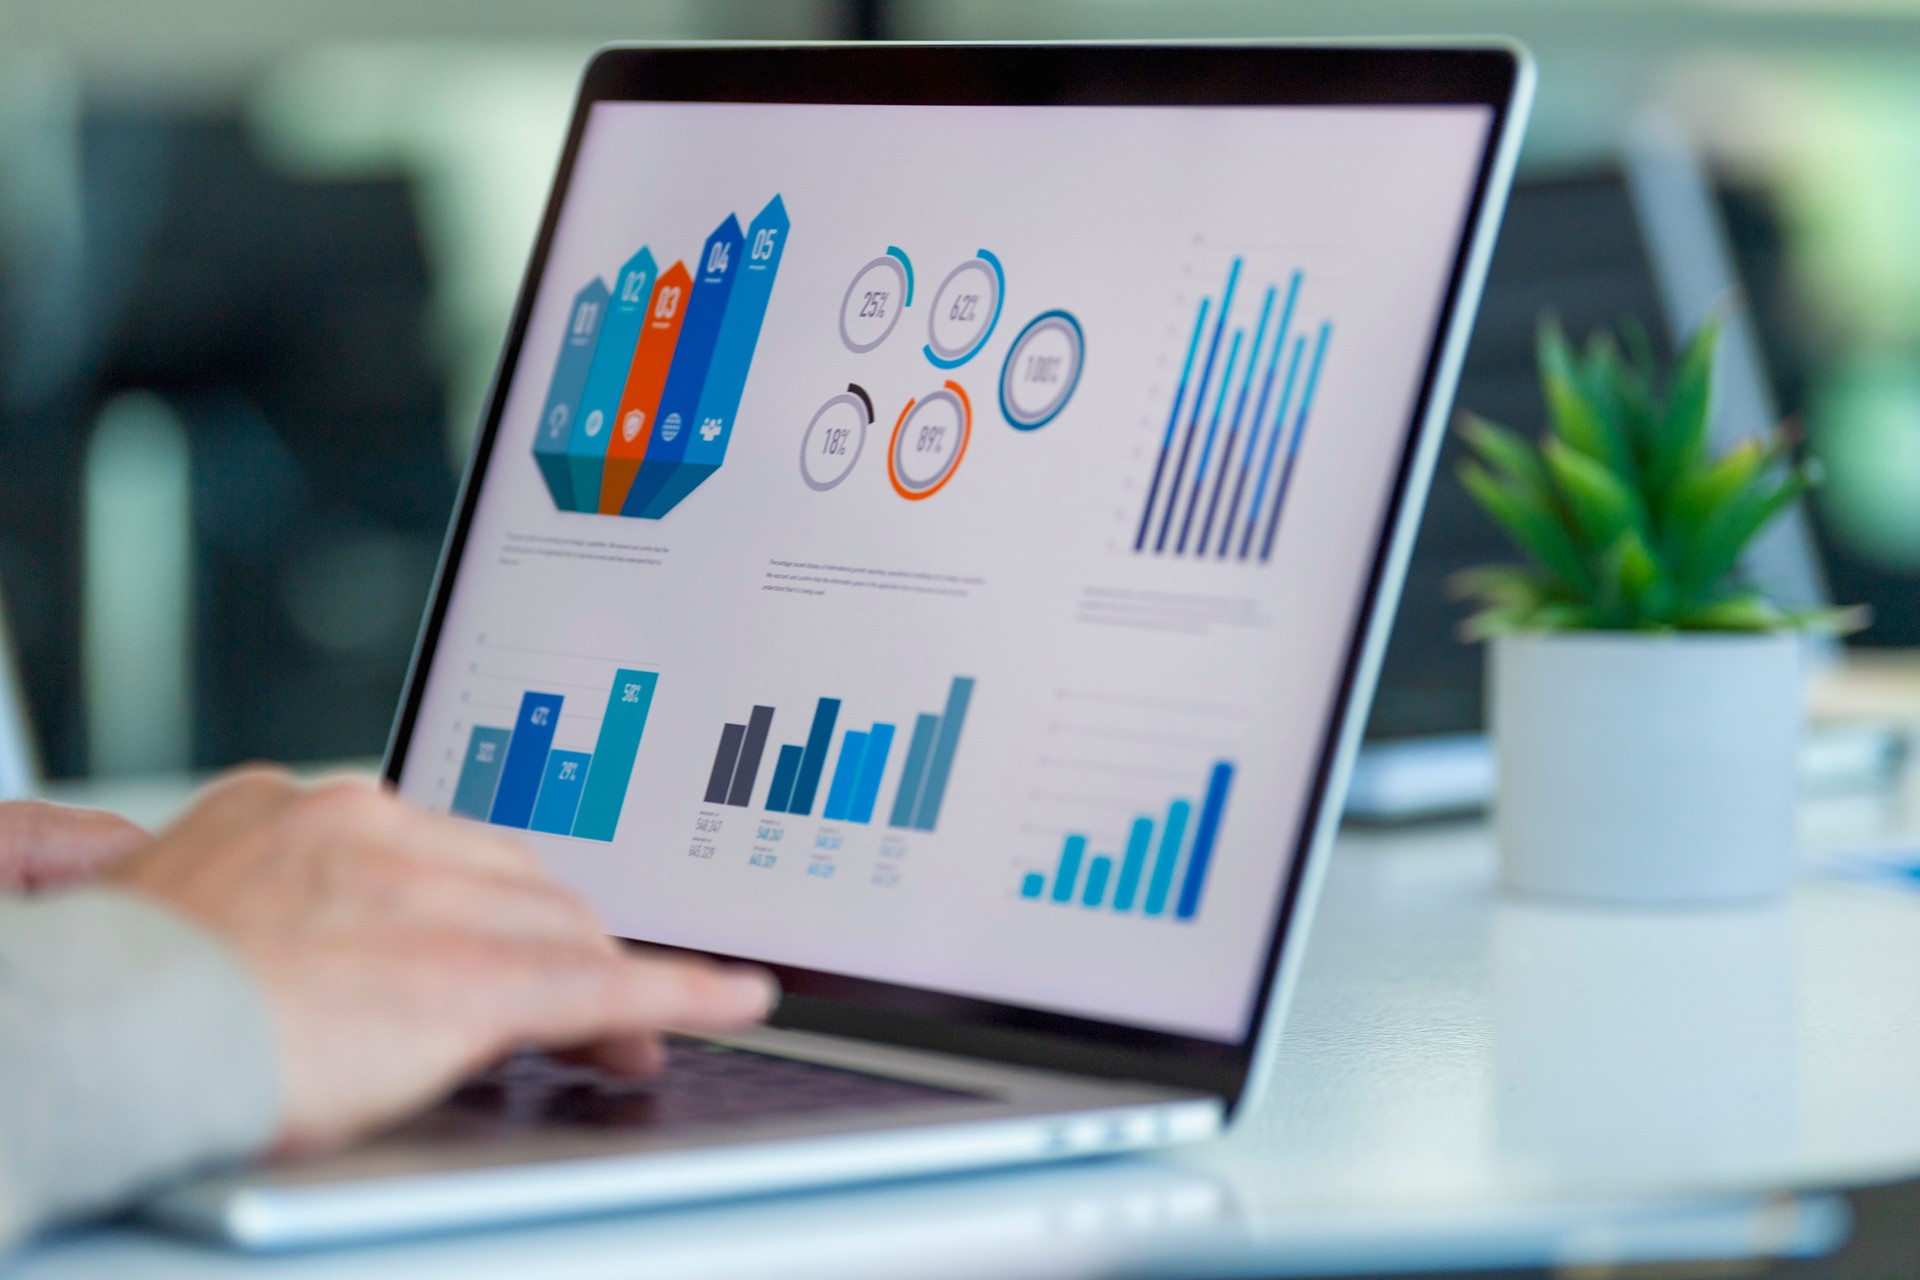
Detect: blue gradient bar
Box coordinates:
(848, 723, 894, 824)
(1175, 328, 1243, 554)
(1199, 287, 1274, 555)
(451, 726, 511, 820)
(889, 714, 940, 828)
(1112, 816, 1155, 912)
(1219, 272, 1299, 557)
(786, 697, 842, 817)
(1142, 799, 1193, 916)
(821, 730, 868, 821)
(623, 214, 745, 517)
(1050, 834, 1087, 903)
(566, 248, 655, 511)
(531, 279, 609, 510)
(911, 677, 975, 832)
(1176, 763, 1237, 919)
(1261, 322, 1333, 562)
(640, 196, 791, 518)
(765, 744, 803, 812)
(1156, 259, 1240, 552)
(1020, 872, 1046, 899)
(529, 750, 592, 836)
(488, 692, 563, 829)
(1240, 334, 1306, 560)
(1134, 297, 1210, 552)
(572, 669, 657, 842)
(1082, 856, 1113, 908)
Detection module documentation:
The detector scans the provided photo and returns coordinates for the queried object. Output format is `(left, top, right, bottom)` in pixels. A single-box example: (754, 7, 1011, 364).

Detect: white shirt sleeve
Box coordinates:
(0, 887, 281, 1250)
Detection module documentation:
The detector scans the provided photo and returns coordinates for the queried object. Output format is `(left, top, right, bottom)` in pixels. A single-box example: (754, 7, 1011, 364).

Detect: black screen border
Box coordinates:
(386, 41, 1524, 1107)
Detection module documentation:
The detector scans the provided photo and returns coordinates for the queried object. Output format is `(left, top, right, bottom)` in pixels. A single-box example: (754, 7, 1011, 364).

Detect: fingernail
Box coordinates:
(730, 968, 780, 1014)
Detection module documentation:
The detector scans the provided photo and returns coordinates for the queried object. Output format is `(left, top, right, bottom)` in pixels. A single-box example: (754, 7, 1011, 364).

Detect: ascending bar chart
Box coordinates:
(532, 194, 789, 521)
(450, 668, 658, 842)
(1020, 761, 1235, 922)
(698, 676, 974, 831)
(1133, 256, 1333, 563)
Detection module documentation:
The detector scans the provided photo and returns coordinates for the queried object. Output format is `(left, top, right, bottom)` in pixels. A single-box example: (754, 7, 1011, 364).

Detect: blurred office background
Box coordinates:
(5, 0, 1920, 779)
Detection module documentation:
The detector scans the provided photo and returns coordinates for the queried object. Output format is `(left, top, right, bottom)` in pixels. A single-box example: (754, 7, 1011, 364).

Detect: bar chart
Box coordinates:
(1133, 256, 1333, 563)
(532, 194, 789, 521)
(698, 676, 974, 831)
(450, 667, 658, 843)
(1020, 760, 1235, 922)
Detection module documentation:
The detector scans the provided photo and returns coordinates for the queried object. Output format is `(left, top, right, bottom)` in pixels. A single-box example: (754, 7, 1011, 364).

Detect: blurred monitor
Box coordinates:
(1352, 137, 1828, 818)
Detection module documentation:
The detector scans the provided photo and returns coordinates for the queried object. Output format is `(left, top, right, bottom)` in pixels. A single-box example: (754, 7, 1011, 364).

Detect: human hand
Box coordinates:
(0, 800, 148, 891)
(103, 769, 777, 1154)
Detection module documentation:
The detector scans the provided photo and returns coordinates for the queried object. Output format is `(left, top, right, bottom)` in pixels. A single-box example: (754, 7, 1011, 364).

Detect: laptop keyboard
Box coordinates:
(411, 1038, 982, 1139)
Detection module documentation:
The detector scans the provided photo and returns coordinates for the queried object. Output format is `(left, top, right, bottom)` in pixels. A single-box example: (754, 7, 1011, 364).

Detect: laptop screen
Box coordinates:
(396, 95, 1493, 1043)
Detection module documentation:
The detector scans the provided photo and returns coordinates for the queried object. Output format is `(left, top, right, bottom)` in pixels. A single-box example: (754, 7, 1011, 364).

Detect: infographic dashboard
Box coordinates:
(397, 101, 1491, 1040)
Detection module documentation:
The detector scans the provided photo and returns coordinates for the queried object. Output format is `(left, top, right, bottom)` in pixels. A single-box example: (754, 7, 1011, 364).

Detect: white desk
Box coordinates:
(9, 776, 1918, 1277)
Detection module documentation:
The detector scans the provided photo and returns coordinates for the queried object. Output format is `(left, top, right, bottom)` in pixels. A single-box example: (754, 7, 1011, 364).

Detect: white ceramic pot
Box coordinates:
(1490, 631, 1802, 905)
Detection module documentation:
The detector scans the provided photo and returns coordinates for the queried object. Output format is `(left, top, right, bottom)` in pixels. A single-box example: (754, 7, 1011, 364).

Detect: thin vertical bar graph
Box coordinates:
(1155, 259, 1239, 552)
(1134, 297, 1210, 552)
(1174, 327, 1243, 554)
(1018, 761, 1234, 922)
(1259, 321, 1332, 562)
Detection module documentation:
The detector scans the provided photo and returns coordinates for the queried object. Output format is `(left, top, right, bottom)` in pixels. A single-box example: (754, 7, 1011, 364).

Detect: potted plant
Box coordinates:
(1455, 315, 1856, 905)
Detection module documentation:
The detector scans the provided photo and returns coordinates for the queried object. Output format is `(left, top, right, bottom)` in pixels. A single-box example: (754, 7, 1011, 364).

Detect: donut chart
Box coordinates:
(888, 381, 973, 500)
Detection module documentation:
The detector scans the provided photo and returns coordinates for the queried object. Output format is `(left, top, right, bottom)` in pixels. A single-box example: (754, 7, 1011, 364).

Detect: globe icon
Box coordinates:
(583, 409, 604, 438)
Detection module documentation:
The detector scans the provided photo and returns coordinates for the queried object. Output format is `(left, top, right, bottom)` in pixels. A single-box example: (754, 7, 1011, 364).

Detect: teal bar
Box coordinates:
(529, 750, 592, 835)
(888, 714, 940, 827)
(451, 726, 511, 820)
(1020, 872, 1046, 899)
(766, 744, 804, 812)
(1112, 816, 1155, 911)
(821, 730, 868, 821)
(1050, 834, 1087, 903)
(1143, 800, 1193, 916)
(911, 676, 975, 831)
(571, 669, 657, 842)
(531, 279, 609, 510)
(567, 247, 656, 512)
(1082, 856, 1113, 907)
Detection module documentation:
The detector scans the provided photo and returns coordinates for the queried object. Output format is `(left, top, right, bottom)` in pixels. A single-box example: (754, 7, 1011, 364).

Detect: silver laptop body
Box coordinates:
(149, 40, 1531, 1249)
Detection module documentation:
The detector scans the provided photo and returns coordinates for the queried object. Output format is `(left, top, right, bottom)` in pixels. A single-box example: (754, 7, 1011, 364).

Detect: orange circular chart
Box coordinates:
(887, 381, 972, 500)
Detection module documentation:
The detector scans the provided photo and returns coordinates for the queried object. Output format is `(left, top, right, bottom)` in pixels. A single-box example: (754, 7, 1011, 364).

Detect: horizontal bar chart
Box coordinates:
(449, 668, 657, 843)
(1019, 760, 1236, 922)
(533, 195, 788, 522)
(1133, 256, 1333, 564)
(697, 677, 974, 832)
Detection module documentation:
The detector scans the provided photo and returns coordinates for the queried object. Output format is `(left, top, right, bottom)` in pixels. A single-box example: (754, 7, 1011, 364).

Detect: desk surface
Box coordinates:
(11, 770, 1920, 1277)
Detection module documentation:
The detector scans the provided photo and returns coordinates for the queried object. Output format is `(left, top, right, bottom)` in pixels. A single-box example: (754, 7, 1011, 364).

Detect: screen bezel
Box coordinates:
(385, 42, 1522, 1107)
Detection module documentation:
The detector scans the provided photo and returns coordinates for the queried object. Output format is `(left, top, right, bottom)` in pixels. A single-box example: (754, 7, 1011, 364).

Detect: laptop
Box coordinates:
(149, 41, 1531, 1248)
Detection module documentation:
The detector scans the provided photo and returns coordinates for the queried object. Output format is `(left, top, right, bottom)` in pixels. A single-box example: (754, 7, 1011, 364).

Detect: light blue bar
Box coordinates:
(1050, 834, 1087, 904)
(889, 714, 940, 828)
(821, 730, 868, 821)
(572, 669, 657, 842)
(1260, 321, 1333, 561)
(529, 750, 592, 836)
(451, 726, 511, 820)
(911, 676, 975, 832)
(1134, 296, 1211, 551)
(1112, 816, 1155, 912)
(766, 744, 803, 813)
(1020, 872, 1046, 899)
(1082, 856, 1114, 908)
(1156, 257, 1240, 552)
(566, 248, 656, 511)
(1143, 799, 1193, 917)
(848, 723, 894, 824)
